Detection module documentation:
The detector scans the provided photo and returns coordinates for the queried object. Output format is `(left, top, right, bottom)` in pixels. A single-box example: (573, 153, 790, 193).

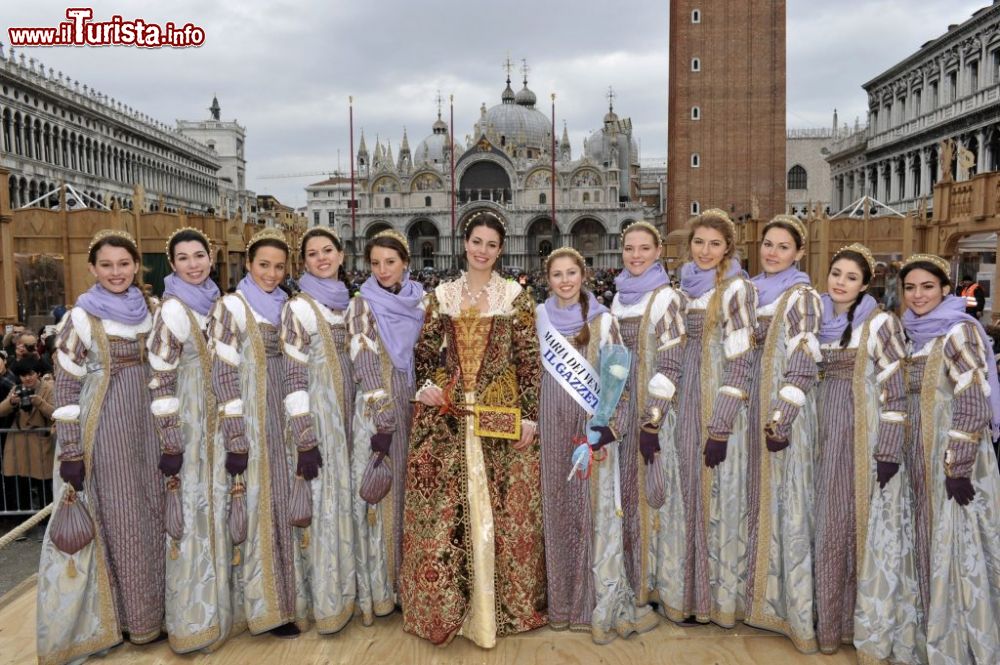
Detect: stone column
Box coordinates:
(977, 129, 987, 174)
(889, 158, 900, 204)
(904, 152, 915, 200)
(920, 147, 931, 196)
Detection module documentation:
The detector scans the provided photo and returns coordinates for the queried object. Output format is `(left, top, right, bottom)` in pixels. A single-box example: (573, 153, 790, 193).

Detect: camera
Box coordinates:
(13, 385, 34, 412)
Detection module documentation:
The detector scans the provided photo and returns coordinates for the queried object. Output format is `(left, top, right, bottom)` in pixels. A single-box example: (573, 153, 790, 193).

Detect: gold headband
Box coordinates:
(165, 226, 211, 256)
(88, 228, 137, 254)
(903, 253, 950, 277)
(463, 209, 508, 236)
(621, 220, 663, 245)
(301, 227, 341, 249)
(767, 214, 808, 244)
(246, 228, 288, 253)
(696, 208, 736, 235)
(834, 243, 876, 275)
(544, 246, 587, 271)
(372, 229, 410, 254)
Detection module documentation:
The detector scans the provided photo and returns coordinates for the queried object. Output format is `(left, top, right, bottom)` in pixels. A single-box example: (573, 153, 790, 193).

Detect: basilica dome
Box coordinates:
(475, 77, 551, 152)
(414, 115, 463, 167)
(585, 120, 640, 164)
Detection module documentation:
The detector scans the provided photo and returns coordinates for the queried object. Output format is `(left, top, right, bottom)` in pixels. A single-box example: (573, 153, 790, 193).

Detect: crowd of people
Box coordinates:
(0, 325, 57, 520)
(22, 209, 1000, 665)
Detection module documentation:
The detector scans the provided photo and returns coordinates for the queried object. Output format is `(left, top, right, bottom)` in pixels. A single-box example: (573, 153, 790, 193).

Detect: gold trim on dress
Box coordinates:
(40, 315, 122, 665)
(634, 285, 667, 605)
(852, 320, 873, 572)
(238, 294, 288, 633)
(747, 286, 819, 651)
(919, 339, 946, 529)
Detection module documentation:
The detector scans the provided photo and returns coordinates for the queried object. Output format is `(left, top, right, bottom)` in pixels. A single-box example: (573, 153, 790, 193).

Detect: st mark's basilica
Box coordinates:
(311, 64, 648, 272)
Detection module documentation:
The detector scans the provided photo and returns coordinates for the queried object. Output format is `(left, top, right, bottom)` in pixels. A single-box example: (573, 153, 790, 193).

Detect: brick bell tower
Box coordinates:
(666, 0, 786, 232)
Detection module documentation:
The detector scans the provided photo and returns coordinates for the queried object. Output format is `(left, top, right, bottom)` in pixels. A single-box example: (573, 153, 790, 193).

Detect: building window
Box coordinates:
(691, 9, 701, 23)
(313, 211, 320, 225)
(691, 57, 701, 72)
(691, 201, 700, 214)
(929, 80, 939, 108)
(970, 60, 980, 93)
(787, 165, 807, 190)
(424, 195, 432, 207)
(947, 70, 958, 102)
(884, 102, 892, 130)
(691, 153, 700, 168)
(594, 191, 600, 202)
(383, 197, 391, 208)
(993, 49, 1000, 83)
(583, 192, 590, 203)
(539, 192, 546, 204)
(913, 89, 921, 117)
(691, 106, 701, 120)
(328, 210, 335, 225)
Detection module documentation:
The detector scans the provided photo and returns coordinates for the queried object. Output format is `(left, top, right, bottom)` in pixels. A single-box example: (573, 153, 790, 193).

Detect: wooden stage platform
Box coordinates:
(0, 578, 856, 664)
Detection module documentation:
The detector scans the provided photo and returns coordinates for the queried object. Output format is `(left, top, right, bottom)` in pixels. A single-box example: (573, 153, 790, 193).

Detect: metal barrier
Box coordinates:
(0, 426, 54, 516)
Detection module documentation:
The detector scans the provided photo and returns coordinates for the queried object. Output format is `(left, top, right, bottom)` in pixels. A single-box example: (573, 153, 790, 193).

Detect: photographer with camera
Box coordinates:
(0, 357, 55, 516)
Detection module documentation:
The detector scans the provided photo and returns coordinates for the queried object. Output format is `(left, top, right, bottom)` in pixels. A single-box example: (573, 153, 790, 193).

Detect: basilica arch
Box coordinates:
(568, 216, 608, 263)
(525, 216, 560, 271)
(407, 218, 441, 269)
(363, 221, 393, 240)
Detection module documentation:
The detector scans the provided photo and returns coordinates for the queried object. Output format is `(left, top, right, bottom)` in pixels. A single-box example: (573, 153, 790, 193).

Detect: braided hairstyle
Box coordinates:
(545, 248, 592, 346)
(828, 249, 873, 348)
(300, 227, 351, 294)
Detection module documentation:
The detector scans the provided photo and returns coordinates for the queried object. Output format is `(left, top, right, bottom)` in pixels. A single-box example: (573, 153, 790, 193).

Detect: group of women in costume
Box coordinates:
(34, 206, 1000, 665)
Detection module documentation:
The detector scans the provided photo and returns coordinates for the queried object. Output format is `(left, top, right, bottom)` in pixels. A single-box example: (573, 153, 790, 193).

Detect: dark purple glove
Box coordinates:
(371, 432, 392, 456)
(704, 437, 728, 468)
(945, 476, 976, 506)
(589, 425, 616, 451)
(766, 435, 790, 453)
(158, 452, 183, 477)
(296, 446, 323, 481)
(876, 461, 899, 489)
(59, 459, 85, 491)
(639, 429, 660, 465)
(225, 451, 248, 477)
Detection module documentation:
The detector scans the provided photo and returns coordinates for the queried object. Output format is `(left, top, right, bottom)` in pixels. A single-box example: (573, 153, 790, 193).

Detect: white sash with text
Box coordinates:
(536, 304, 600, 416)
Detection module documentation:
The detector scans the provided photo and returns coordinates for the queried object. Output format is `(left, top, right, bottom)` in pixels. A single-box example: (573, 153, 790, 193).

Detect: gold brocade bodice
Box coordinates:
(454, 307, 492, 393)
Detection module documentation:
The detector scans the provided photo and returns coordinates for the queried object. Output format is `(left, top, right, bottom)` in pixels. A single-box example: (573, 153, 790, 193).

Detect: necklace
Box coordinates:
(462, 273, 490, 306)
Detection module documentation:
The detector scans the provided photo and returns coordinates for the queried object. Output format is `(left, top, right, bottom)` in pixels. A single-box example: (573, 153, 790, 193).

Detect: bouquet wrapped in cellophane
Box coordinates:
(569, 343, 630, 480)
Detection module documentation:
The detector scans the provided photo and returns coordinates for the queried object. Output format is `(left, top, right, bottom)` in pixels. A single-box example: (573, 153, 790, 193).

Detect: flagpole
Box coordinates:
(349, 96, 357, 272)
(450, 94, 457, 270)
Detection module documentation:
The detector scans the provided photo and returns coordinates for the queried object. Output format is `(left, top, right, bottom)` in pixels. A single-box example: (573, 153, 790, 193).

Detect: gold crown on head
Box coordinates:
(88, 228, 137, 254)
(165, 226, 212, 256)
(372, 229, 410, 254)
(463, 209, 508, 235)
(246, 228, 288, 253)
(834, 242, 876, 275)
(696, 208, 736, 235)
(767, 214, 808, 244)
(544, 246, 586, 271)
(620, 220, 663, 245)
(903, 253, 950, 277)
(301, 227, 341, 245)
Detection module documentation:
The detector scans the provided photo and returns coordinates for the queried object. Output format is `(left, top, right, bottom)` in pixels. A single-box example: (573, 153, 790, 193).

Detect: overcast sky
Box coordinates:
(2, 0, 989, 206)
